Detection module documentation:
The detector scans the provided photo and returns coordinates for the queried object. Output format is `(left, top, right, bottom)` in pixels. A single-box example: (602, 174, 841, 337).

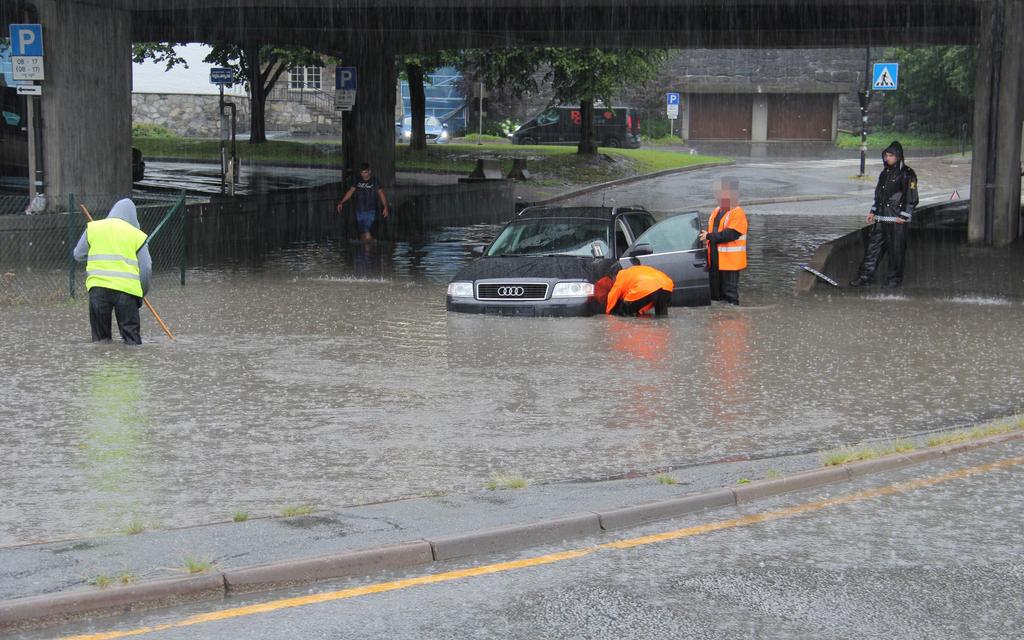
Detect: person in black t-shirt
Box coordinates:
(337, 162, 390, 241)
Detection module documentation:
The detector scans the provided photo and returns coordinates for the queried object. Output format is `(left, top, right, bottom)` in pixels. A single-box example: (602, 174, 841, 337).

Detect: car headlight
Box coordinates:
(447, 282, 474, 298)
(403, 130, 412, 138)
(551, 282, 594, 298)
(439, 130, 449, 139)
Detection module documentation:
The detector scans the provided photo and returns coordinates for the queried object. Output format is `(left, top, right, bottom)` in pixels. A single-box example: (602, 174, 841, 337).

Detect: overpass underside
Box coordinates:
(3, 0, 1020, 245)
(128, 1, 979, 50)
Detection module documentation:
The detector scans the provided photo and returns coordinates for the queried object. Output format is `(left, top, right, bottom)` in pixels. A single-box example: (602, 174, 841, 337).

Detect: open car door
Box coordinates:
(618, 211, 710, 306)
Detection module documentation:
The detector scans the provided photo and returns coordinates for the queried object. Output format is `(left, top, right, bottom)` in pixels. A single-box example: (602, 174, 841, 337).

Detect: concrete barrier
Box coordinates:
(731, 466, 851, 502)
(223, 541, 434, 594)
(428, 513, 602, 561)
(596, 489, 736, 531)
(0, 573, 224, 633)
(794, 200, 997, 295)
(464, 158, 504, 181)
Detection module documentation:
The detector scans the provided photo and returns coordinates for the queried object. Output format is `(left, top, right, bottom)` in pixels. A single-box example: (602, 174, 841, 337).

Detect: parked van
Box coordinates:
(510, 105, 641, 148)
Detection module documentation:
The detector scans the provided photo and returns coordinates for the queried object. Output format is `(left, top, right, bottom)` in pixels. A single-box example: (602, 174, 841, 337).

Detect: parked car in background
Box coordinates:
(1, 86, 146, 188)
(510, 106, 641, 148)
(446, 205, 710, 316)
(395, 115, 450, 144)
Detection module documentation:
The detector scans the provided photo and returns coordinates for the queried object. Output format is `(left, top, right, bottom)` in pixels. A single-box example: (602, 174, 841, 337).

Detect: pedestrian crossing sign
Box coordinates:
(872, 63, 899, 91)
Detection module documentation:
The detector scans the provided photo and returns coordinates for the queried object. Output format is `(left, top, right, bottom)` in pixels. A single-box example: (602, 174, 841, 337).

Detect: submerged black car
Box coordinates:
(446, 205, 710, 316)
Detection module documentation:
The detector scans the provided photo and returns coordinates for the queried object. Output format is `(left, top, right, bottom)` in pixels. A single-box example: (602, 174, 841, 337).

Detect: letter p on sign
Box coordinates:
(335, 66, 357, 91)
(10, 24, 44, 57)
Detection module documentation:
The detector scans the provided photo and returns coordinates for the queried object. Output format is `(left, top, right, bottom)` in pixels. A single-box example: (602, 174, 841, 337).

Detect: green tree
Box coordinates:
(546, 48, 665, 154)
(205, 43, 323, 144)
(400, 52, 458, 151)
(883, 46, 976, 134)
(465, 48, 665, 154)
(133, 42, 323, 144)
(132, 42, 188, 71)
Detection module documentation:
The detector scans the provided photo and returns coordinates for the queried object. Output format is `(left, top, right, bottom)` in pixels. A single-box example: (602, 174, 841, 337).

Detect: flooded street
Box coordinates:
(1, 188, 1021, 545)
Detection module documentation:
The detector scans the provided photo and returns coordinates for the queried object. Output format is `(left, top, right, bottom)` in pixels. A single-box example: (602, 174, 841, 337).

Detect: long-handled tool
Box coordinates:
(79, 204, 177, 341)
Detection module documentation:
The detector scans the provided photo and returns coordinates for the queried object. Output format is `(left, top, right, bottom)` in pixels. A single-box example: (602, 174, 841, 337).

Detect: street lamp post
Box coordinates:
(859, 47, 872, 177)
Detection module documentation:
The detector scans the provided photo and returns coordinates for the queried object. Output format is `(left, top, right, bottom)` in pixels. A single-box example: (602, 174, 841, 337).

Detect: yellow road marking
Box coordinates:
(61, 455, 1024, 640)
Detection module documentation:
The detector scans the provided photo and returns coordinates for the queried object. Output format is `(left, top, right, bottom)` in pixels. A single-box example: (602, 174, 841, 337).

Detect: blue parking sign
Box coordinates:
(336, 67, 357, 91)
(9, 24, 44, 57)
(666, 92, 680, 105)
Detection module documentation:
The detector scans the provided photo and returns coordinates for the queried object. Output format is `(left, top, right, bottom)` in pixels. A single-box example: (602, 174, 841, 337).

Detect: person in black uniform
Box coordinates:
(850, 141, 919, 288)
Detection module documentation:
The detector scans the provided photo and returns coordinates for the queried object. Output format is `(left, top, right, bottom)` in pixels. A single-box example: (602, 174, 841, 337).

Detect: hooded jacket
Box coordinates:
(73, 199, 152, 295)
(871, 141, 919, 223)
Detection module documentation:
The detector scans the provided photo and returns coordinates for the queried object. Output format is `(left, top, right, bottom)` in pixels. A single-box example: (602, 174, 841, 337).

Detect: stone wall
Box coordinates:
(265, 99, 342, 136)
(132, 93, 251, 138)
(132, 91, 347, 138)
(483, 48, 918, 136)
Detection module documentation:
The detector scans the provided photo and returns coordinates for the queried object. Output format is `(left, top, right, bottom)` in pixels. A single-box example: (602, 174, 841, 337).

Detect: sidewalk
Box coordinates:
(2, 419, 1020, 632)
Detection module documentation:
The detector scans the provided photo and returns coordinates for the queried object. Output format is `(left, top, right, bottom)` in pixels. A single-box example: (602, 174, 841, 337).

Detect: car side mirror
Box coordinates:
(470, 244, 486, 257)
(443, 123, 449, 129)
(627, 243, 653, 257)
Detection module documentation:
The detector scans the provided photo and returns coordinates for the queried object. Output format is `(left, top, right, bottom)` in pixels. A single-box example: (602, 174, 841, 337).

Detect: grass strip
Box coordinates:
(835, 130, 962, 150)
(133, 138, 728, 186)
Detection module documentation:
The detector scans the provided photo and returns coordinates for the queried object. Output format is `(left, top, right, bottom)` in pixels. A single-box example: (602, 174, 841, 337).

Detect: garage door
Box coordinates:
(688, 94, 752, 140)
(767, 94, 833, 140)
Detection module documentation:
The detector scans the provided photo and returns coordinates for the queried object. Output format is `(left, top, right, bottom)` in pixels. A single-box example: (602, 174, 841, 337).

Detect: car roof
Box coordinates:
(516, 206, 650, 221)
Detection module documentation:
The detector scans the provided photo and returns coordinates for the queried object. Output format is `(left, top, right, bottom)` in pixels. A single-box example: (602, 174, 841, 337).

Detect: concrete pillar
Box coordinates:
(342, 40, 397, 187)
(751, 94, 768, 142)
(33, 0, 132, 201)
(969, 0, 1024, 245)
(831, 94, 839, 142)
(680, 94, 691, 141)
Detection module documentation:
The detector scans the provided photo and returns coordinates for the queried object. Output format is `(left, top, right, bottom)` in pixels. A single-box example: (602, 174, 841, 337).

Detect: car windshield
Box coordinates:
(486, 219, 610, 257)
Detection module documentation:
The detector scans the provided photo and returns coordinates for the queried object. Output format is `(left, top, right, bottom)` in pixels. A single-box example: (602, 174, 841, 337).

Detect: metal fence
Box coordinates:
(0, 192, 187, 306)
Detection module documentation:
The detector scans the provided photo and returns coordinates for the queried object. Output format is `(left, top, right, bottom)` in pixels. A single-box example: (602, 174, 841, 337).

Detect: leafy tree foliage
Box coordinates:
(132, 42, 188, 71)
(205, 43, 323, 144)
(883, 46, 976, 134)
(133, 42, 323, 144)
(464, 48, 665, 154)
(400, 52, 458, 151)
(546, 49, 665, 154)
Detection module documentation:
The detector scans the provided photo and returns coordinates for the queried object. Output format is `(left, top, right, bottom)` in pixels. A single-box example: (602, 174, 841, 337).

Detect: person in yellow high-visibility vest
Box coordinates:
(699, 177, 748, 305)
(72, 199, 152, 345)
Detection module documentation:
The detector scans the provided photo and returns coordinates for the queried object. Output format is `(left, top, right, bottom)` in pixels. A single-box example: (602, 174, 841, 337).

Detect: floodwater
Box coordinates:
(1, 204, 1022, 545)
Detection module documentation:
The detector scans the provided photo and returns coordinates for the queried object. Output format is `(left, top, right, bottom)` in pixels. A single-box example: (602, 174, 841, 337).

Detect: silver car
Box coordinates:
(395, 115, 449, 144)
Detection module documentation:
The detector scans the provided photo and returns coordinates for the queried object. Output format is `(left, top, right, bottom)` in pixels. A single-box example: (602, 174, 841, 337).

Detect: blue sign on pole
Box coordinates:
(9, 24, 44, 57)
(210, 67, 234, 85)
(872, 63, 899, 91)
(666, 92, 680, 105)
(335, 67, 357, 91)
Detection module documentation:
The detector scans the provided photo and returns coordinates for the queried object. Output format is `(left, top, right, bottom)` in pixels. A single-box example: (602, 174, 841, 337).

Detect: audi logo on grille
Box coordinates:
(497, 286, 525, 297)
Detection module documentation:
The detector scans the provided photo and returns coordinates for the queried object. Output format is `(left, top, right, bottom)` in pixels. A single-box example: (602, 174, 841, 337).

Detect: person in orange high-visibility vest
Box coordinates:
(699, 177, 748, 305)
(604, 265, 674, 316)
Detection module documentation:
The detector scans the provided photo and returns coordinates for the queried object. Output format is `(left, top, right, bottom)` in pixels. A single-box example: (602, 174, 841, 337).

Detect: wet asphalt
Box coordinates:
(23, 437, 1023, 640)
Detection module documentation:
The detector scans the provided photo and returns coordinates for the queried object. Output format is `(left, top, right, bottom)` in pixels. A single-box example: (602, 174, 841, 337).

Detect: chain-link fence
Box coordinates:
(0, 192, 187, 305)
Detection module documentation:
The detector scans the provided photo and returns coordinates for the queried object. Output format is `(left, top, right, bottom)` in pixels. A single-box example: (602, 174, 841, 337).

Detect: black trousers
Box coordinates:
(857, 222, 907, 285)
(89, 287, 142, 345)
(709, 269, 740, 305)
(613, 289, 671, 316)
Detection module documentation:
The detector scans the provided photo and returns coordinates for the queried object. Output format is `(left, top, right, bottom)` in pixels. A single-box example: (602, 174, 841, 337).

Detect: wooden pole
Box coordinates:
(79, 204, 176, 341)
